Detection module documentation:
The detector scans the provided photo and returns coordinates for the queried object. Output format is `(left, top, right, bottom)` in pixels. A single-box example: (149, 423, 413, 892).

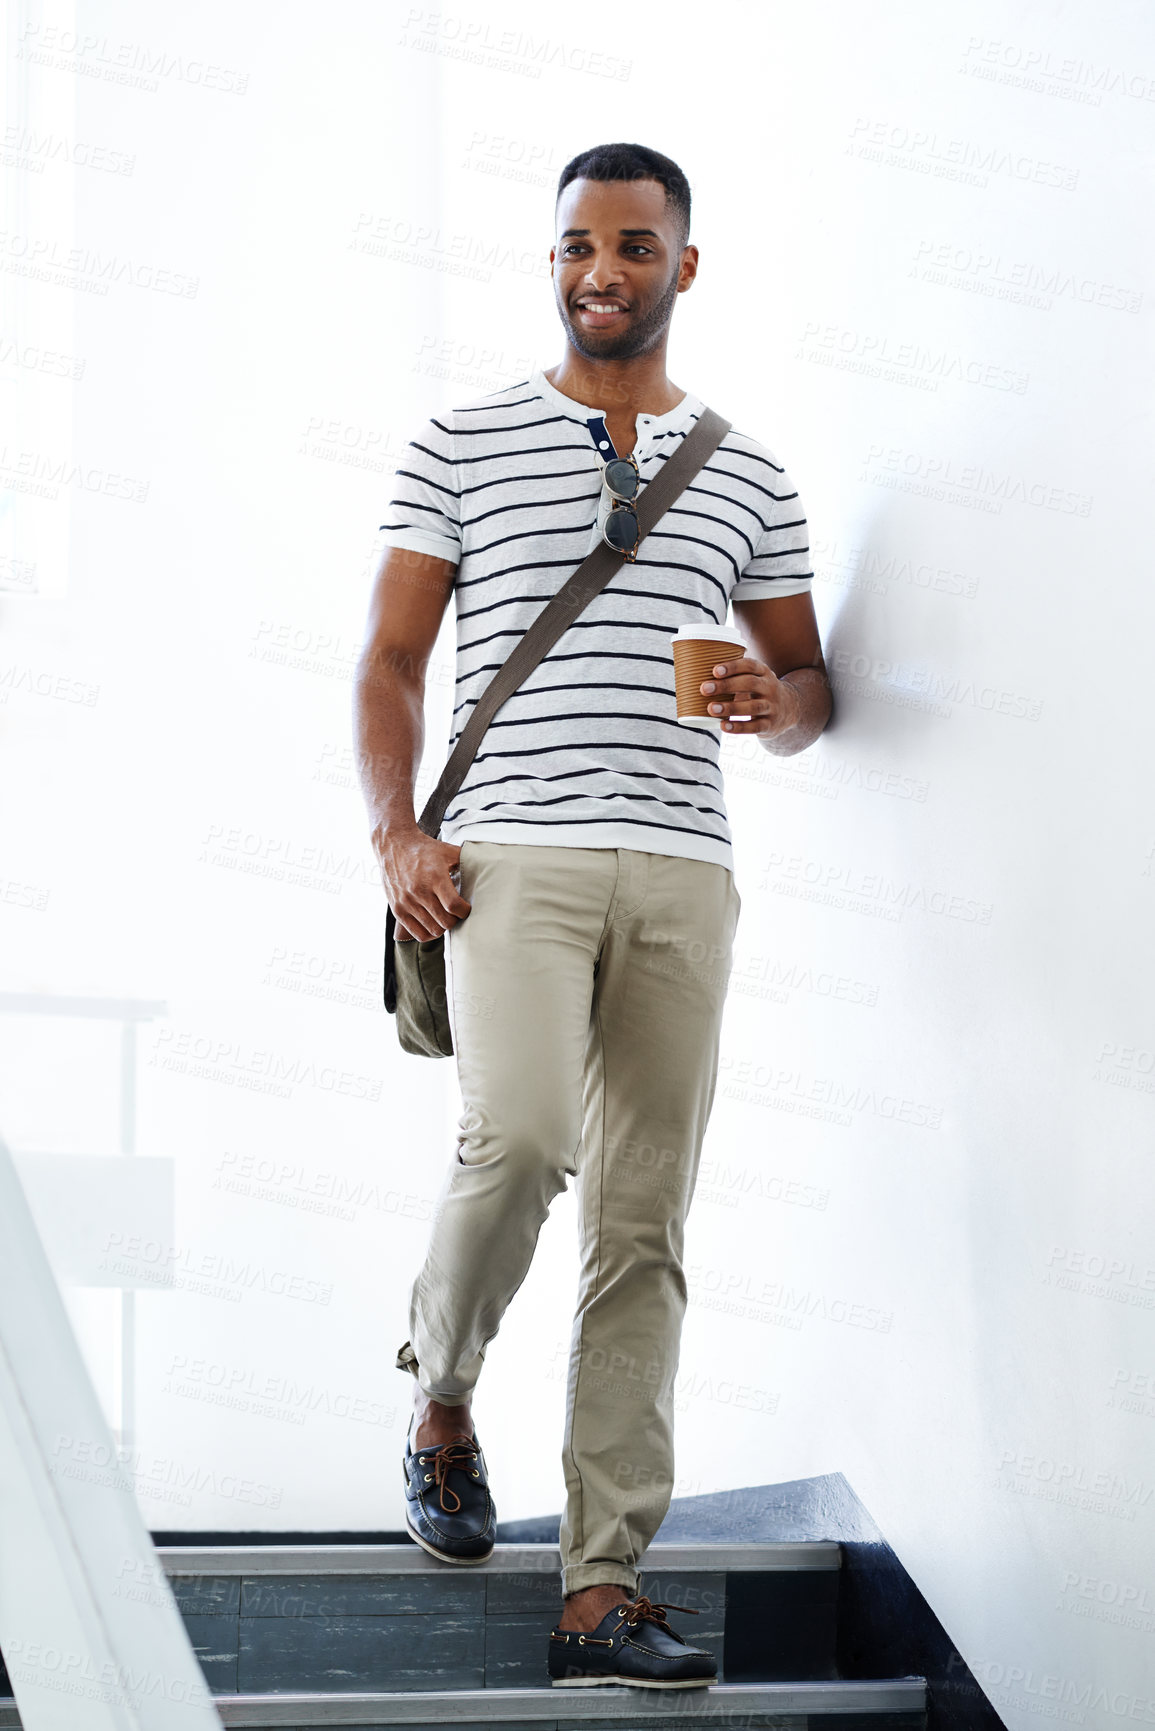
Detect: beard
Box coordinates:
(556, 261, 683, 361)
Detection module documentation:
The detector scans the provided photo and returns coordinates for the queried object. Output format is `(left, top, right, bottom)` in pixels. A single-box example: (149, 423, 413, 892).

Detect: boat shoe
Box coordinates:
(402, 1423, 495, 1563)
(547, 1594, 717, 1689)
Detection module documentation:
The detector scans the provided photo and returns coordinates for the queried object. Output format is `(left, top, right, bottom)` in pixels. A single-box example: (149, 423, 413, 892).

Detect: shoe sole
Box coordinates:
(551, 1674, 715, 1690)
(404, 1515, 494, 1565)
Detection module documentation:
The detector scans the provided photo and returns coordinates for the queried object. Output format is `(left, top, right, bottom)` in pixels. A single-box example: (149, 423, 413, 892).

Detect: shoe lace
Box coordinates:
(612, 1594, 699, 1640)
(426, 1433, 480, 1513)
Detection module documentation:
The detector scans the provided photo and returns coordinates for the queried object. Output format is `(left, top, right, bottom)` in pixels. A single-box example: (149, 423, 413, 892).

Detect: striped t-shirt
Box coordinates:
(378, 362, 813, 873)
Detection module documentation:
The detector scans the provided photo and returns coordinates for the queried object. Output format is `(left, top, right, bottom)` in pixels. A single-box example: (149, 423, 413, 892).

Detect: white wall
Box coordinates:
(3, 1, 1153, 1725)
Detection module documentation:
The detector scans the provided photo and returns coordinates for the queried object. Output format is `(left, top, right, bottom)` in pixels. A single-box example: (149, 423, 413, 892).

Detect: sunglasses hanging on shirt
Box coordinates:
(601, 452, 641, 561)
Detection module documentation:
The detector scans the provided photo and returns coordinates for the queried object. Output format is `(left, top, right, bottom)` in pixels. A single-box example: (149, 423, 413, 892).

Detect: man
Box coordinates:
(354, 140, 832, 1690)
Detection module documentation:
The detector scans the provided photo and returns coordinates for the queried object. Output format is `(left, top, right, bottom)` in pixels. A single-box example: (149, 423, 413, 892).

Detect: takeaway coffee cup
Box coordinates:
(670, 623, 748, 728)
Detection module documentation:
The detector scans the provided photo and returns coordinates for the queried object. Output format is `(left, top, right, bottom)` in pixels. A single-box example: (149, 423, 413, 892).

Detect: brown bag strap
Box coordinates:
(416, 403, 732, 838)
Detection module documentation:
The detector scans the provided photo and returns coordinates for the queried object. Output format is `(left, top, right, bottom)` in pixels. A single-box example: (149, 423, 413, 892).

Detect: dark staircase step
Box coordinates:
(0, 1540, 929, 1730)
(155, 1540, 843, 1693)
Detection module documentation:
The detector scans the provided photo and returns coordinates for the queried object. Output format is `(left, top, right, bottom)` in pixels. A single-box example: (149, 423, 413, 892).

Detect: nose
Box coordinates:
(579, 246, 624, 294)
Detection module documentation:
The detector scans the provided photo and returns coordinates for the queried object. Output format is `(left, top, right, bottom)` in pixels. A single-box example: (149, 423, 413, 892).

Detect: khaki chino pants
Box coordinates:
(395, 840, 740, 1596)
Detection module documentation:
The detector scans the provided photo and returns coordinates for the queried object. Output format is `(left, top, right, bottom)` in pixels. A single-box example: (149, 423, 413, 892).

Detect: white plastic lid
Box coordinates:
(670, 622, 746, 645)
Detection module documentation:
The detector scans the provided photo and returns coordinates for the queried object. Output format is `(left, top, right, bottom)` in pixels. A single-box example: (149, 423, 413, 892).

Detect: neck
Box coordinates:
(544, 346, 684, 417)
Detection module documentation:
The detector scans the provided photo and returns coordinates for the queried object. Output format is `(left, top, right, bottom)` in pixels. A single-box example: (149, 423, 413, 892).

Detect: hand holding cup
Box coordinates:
(671, 623, 802, 736)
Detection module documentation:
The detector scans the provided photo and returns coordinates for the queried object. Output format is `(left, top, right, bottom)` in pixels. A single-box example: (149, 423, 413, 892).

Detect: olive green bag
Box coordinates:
(382, 406, 731, 1057)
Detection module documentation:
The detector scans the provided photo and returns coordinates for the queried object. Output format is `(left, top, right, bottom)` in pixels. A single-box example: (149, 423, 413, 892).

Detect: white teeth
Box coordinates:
(581, 303, 624, 314)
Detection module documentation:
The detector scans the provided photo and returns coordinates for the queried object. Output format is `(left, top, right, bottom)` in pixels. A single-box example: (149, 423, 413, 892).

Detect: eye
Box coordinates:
(560, 244, 655, 257)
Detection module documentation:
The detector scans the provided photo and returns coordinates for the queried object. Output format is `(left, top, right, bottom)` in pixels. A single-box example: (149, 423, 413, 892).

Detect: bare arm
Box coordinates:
(352, 545, 473, 940)
(709, 591, 833, 757)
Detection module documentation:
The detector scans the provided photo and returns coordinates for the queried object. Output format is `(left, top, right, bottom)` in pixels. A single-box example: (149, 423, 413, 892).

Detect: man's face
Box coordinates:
(550, 176, 694, 366)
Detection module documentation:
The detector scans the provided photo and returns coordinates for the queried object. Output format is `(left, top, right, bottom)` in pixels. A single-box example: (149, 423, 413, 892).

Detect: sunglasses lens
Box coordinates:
(604, 507, 638, 552)
(604, 458, 638, 499)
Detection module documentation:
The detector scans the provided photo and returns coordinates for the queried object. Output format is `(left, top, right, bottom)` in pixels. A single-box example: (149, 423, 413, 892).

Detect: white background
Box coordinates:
(3, 1, 1154, 1725)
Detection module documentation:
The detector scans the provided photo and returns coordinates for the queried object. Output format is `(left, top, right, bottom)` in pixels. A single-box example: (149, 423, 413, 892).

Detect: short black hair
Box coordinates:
(556, 142, 691, 250)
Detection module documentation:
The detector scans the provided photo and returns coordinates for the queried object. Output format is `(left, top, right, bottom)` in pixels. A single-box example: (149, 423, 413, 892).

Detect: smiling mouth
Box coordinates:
(576, 300, 629, 325)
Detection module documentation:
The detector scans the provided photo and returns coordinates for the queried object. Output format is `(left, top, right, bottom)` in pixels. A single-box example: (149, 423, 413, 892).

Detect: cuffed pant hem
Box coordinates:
(395, 1340, 475, 1406)
(561, 1564, 639, 1598)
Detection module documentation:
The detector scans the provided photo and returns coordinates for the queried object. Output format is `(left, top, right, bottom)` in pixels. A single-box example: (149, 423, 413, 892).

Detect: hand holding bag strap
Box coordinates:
(383, 404, 732, 1010)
